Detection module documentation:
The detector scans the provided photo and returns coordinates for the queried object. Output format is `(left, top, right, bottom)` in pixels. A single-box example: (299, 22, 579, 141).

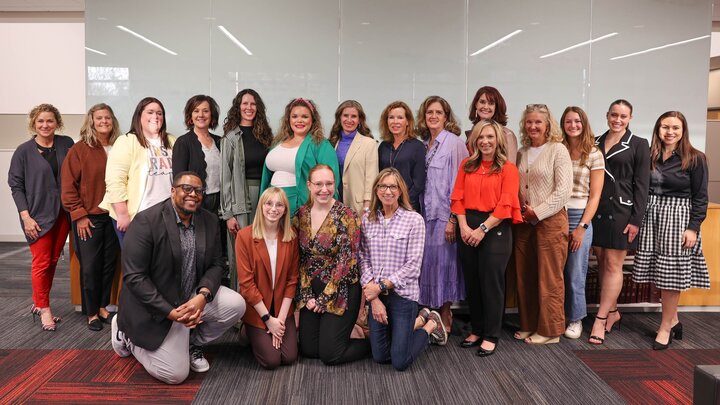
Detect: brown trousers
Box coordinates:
(514, 209, 568, 337)
(246, 319, 298, 370)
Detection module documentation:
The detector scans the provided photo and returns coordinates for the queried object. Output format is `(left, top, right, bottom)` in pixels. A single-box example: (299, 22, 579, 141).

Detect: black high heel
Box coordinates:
(588, 315, 607, 345)
(671, 322, 683, 340)
(605, 309, 622, 333)
(653, 330, 673, 350)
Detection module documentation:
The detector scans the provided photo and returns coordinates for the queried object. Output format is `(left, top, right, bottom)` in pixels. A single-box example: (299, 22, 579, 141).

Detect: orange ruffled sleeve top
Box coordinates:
(450, 160, 523, 223)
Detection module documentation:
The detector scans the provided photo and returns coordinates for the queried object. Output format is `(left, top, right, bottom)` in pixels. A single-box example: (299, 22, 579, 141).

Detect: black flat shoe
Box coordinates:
(476, 342, 497, 357)
(88, 319, 103, 331)
(99, 312, 116, 324)
(460, 339, 481, 348)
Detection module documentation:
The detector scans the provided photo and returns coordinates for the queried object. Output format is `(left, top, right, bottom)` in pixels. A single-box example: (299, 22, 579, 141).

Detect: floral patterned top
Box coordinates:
(294, 200, 361, 315)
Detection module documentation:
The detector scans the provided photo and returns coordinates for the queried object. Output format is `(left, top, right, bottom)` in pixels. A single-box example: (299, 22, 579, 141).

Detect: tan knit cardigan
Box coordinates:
(516, 141, 573, 221)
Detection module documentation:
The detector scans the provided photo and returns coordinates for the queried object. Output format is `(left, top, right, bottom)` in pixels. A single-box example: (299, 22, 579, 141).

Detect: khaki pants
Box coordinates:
(514, 209, 568, 337)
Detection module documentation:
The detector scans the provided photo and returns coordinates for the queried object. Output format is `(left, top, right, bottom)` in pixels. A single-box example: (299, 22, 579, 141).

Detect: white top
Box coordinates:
(139, 137, 173, 212)
(527, 143, 547, 166)
(103, 145, 112, 155)
(265, 237, 278, 289)
(203, 142, 221, 194)
(266, 145, 299, 187)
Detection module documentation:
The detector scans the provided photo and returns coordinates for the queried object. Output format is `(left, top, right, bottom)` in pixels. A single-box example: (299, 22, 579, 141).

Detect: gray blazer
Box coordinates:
(219, 127, 253, 220)
(8, 135, 74, 243)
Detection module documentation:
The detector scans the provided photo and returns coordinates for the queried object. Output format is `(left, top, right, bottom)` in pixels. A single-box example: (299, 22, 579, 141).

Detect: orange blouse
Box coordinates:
(450, 160, 523, 223)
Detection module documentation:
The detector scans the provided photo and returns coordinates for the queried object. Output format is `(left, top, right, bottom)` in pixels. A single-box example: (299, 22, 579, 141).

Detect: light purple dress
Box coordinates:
(419, 130, 469, 307)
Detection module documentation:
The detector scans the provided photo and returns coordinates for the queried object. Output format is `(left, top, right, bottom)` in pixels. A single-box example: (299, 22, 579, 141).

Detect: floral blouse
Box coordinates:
(294, 200, 361, 315)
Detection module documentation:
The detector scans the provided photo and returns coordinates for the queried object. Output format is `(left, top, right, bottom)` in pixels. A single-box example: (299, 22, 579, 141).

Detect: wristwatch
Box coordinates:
(197, 289, 213, 303)
(479, 223, 489, 233)
(379, 279, 389, 295)
(261, 313, 271, 323)
(579, 223, 589, 229)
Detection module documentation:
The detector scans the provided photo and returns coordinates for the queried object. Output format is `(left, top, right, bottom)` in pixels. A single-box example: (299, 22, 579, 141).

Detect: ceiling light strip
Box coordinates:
(217, 25, 253, 56)
(470, 29, 523, 56)
(116, 25, 178, 56)
(610, 35, 709, 61)
(539, 32, 618, 59)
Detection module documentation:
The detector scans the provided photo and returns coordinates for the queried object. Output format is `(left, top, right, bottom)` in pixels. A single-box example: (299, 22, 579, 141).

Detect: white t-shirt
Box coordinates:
(527, 143, 547, 166)
(266, 145, 299, 187)
(265, 237, 278, 289)
(203, 142, 221, 194)
(139, 137, 173, 212)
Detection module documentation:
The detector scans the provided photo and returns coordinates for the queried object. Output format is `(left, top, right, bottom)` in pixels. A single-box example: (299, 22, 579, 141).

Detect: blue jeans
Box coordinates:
(111, 218, 125, 247)
(564, 208, 593, 322)
(368, 292, 429, 371)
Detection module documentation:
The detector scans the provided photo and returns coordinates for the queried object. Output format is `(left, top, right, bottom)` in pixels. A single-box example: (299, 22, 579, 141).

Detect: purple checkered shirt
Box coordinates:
(359, 207, 425, 302)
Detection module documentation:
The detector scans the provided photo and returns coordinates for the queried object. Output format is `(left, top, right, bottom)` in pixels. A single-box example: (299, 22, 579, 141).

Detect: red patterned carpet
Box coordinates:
(576, 349, 720, 404)
(0, 349, 205, 404)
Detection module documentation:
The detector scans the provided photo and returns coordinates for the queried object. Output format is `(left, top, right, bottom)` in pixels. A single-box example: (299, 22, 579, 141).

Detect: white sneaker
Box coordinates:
(111, 315, 131, 357)
(190, 345, 210, 373)
(564, 320, 583, 339)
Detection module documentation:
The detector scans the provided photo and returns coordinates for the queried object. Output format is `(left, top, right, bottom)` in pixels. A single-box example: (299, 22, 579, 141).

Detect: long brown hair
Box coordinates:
(468, 86, 508, 126)
(379, 101, 415, 142)
(273, 98, 325, 146)
(464, 120, 507, 174)
(222, 89, 273, 147)
(561, 106, 596, 167)
(367, 168, 413, 222)
(415, 96, 461, 140)
(329, 100, 373, 146)
(128, 97, 171, 148)
(79, 103, 121, 147)
(649, 111, 705, 171)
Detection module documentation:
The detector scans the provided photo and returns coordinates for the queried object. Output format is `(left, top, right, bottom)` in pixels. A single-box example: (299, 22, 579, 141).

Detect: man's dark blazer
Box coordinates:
(117, 198, 224, 351)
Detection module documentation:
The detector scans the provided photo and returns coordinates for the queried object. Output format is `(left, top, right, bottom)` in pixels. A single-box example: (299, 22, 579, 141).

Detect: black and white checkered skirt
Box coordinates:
(632, 194, 709, 291)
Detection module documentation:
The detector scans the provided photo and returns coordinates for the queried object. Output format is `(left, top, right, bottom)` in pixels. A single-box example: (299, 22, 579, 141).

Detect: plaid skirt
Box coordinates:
(632, 194, 709, 291)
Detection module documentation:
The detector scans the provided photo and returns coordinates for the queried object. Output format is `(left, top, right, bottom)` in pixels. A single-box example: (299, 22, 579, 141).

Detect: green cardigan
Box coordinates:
(260, 135, 340, 211)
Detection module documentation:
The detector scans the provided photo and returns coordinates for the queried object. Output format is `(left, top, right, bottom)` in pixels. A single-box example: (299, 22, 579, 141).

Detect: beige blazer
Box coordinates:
(337, 134, 378, 213)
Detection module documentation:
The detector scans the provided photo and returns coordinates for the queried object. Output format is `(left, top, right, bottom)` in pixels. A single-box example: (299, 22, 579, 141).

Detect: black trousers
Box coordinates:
(457, 210, 512, 342)
(74, 213, 120, 316)
(203, 192, 228, 271)
(299, 280, 369, 365)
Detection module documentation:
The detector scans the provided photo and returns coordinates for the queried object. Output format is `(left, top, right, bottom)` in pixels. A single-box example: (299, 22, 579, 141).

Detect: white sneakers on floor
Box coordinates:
(111, 315, 131, 357)
(190, 345, 210, 373)
(564, 320, 583, 339)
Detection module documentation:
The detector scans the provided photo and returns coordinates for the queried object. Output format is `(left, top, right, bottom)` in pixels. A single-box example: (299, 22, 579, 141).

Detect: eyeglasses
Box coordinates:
(377, 184, 399, 192)
(263, 201, 286, 209)
(526, 104, 548, 110)
(310, 181, 335, 190)
(174, 184, 205, 195)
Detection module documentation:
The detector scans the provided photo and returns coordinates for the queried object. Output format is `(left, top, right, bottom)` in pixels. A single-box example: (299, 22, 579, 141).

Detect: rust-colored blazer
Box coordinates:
(236, 225, 299, 329)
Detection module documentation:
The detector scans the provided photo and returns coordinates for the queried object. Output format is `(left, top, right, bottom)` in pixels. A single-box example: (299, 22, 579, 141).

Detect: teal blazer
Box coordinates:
(260, 136, 340, 211)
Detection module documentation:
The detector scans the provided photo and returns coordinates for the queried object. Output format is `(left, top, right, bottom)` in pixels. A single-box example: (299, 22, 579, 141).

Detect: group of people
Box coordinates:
(8, 85, 709, 384)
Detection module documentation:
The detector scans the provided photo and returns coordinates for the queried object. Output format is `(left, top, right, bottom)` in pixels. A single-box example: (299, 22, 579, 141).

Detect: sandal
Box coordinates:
(605, 309, 622, 333)
(514, 331, 533, 340)
(524, 333, 560, 345)
(588, 315, 607, 345)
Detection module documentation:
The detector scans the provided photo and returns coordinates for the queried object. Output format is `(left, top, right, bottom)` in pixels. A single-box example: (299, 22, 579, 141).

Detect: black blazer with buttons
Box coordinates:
(117, 198, 224, 351)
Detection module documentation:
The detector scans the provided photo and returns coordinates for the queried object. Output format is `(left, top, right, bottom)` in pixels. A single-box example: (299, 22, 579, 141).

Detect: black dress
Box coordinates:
(591, 129, 650, 250)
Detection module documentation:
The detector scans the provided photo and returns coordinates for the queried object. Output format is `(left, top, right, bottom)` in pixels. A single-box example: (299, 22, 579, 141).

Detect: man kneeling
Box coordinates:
(111, 171, 245, 384)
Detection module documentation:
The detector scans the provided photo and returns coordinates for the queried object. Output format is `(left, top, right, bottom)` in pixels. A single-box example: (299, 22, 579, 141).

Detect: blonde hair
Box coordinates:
(464, 120, 507, 174)
(415, 96, 461, 140)
(79, 103, 121, 147)
(252, 187, 295, 242)
(28, 103, 64, 135)
(518, 104, 563, 147)
(367, 168, 413, 222)
(379, 101, 415, 142)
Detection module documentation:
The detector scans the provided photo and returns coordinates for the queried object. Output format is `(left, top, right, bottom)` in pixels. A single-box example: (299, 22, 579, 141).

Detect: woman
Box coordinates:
(99, 97, 175, 245)
(329, 100, 378, 214)
(61, 103, 121, 331)
(633, 111, 709, 350)
(514, 104, 573, 344)
(172, 95, 222, 211)
(377, 101, 426, 213)
(560, 107, 604, 339)
(589, 99, 649, 345)
(360, 168, 447, 371)
(295, 164, 369, 365)
(260, 98, 340, 215)
(468, 86, 518, 163)
(9, 103, 74, 331)
(416, 96, 468, 333)
(221, 89, 272, 289)
(236, 187, 299, 369)
(451, 119, 522, 355)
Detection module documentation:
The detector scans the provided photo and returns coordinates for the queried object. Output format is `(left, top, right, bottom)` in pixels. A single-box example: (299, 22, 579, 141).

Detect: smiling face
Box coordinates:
(658, 116, 683, 151)
(262, 193, 286, 225)
(34, 111, 58, 141)
(141, 102, 164, 137)
(171, 174, 203, 216)
(191, 101, 211, 131)
(239, 93, 257, 126)
(524, 111, 548, 147)
(476, 124, 498, 160)
(340, 107, 360, 134)
(606, 104, 632, 134)
(387, 107, 408, 138)
(92, 109, 114, 138)
(289, 106, 312, 137)
(376, 174, 400, 210)
(563, 111, 583, 139)
(425, 101, 447, 134)
(475, 93, 496, 121)
(307, 167, 335, 205)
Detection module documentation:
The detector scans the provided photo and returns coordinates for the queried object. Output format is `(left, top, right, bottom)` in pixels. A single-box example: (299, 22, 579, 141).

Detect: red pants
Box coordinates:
(28, 211, 70, 308)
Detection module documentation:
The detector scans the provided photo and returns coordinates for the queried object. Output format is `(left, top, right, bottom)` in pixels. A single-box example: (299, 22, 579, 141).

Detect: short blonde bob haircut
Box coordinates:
(252, 187, 295, 242)
(28, 103, 64, 135)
